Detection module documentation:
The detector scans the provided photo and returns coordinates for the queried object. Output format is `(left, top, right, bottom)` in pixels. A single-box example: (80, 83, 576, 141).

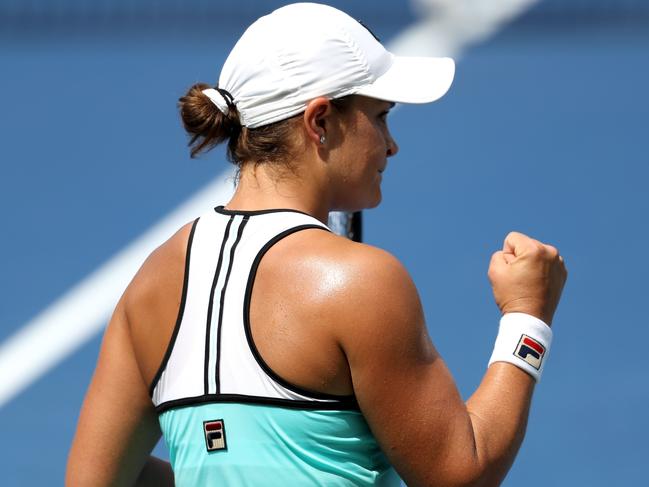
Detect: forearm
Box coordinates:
(463, 362, 535, 486)
(135, 456, 174, 487)
(457, 230, 566, 484)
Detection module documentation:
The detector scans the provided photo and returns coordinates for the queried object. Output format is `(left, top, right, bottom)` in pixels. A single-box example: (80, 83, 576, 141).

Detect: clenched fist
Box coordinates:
(488, 232, 567, 326)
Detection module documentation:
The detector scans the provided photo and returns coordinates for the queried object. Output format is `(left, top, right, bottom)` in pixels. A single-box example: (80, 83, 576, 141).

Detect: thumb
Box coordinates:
(502, 251, 515, 264)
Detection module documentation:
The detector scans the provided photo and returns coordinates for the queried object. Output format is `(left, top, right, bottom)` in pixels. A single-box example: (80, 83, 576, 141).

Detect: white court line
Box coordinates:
(0, 171, 236, 408)
(392, 0, 538, 57)
(0, 0, 538, 409)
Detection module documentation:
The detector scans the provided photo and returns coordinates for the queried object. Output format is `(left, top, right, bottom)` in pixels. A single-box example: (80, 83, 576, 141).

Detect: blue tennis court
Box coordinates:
(1, 1, 648, 485)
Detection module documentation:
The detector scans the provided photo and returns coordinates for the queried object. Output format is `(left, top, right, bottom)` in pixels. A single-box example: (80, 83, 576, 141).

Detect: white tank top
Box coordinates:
(150, 206, 358, 412)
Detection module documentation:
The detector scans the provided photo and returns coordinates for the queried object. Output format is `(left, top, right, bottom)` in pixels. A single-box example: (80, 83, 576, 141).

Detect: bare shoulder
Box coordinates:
(125, 220, 194, 303)
(265, 227, 414, 295)
(264, 228, 424, 340)
(122, 220, 196, 385)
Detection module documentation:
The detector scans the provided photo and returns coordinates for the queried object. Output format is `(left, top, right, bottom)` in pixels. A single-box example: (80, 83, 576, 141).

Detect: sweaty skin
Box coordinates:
(66, 96, 567, 487)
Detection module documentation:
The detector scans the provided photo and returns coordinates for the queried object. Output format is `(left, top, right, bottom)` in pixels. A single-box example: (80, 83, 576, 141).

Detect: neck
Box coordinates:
(226, 161, 330, 224)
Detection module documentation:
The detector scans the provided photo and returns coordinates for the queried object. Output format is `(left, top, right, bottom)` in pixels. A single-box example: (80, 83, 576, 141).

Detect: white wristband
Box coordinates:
(488, 313, 553, 382)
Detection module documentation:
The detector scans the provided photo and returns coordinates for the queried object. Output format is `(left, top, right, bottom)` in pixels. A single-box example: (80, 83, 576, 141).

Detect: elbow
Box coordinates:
(434, 451, 514, 487)
(429, 467, 496, 487)
(418, 443, 510, 487)
(418, 470, 503, 487)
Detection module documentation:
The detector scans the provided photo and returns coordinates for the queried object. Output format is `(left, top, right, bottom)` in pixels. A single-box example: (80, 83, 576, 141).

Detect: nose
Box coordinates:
(386, 133, 399, 157)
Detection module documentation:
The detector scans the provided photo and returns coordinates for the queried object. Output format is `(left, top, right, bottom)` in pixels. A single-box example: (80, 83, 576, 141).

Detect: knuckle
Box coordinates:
(544, 244, 559, 258)
(487, 260, 502, 280)
(529, 241, 545, 255)
(506, 230, 524, 241)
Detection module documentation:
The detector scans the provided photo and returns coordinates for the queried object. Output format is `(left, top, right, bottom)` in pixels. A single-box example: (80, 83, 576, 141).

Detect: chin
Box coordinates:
(355, 191, 382, 211)
(365, 193, 382, 209)
(332, 188, 382, 212)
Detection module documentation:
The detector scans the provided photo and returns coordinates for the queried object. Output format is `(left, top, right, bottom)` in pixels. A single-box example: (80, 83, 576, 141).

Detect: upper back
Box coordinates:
(121, 207, 408, 485)
(126, 206, 367, 407)
(125, 203, 420, 412)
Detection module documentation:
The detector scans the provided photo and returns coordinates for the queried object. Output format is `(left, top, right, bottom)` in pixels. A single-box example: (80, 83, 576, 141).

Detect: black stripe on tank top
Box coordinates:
(148, 217, 199, 397)
(243, 225, 357, 402)
(155, 393, 360, 415)
(204, 216, 235, 395)
(215, 215, 249, 393)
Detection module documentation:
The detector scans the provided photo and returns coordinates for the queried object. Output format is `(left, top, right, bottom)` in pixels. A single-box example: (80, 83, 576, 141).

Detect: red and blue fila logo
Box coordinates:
(203, 420, 227, 452)
(514, 335, 545, 370)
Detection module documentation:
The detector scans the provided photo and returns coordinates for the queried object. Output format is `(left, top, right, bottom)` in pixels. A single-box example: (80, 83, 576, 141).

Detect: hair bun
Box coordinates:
(178, 82, 241, 158)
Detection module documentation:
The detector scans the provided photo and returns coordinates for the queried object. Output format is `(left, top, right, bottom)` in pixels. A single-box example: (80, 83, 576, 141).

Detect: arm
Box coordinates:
(66, 224, 193, 486)
(66, 299, 170, 486)
(335, 232, 566, 487)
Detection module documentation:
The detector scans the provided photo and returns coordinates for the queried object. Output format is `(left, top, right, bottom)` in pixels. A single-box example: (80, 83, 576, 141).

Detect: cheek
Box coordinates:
(361, 127, 385, 161)
(368, 140, 386, 169)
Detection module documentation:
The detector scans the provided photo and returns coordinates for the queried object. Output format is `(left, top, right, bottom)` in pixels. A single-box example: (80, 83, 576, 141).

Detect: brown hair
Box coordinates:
(178, 83, 353, 167)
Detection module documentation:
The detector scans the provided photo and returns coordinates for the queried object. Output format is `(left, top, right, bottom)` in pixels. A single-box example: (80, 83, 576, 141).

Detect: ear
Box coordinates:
(303, 97, 332, 146)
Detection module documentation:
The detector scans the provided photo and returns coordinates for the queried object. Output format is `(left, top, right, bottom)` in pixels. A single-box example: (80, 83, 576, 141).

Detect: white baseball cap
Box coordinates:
(204, 3, 455, 128)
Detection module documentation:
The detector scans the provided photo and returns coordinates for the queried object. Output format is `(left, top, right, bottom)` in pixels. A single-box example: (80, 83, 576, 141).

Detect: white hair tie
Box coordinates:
(201, 87, 233, 115)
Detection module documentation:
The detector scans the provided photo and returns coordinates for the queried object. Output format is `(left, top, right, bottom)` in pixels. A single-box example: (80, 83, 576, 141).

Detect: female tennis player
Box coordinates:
(66, 3, 567, 486)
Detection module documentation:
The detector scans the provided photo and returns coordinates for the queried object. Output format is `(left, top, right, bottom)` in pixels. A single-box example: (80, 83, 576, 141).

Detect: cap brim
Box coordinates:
(356, 56, 455, 104)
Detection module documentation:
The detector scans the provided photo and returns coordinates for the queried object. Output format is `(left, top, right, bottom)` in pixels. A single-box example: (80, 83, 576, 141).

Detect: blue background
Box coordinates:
(1, 1, 648, 485)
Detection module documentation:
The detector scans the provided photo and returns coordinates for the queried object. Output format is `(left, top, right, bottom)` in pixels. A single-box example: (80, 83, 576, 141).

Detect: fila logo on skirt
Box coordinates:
(514, 335, 545, 370)
(203, 420, 227, 452)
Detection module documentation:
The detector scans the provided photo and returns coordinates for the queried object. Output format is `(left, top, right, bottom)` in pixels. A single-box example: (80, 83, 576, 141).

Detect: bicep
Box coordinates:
(66, 299, 161, 486)
(338, 254, 477, 486)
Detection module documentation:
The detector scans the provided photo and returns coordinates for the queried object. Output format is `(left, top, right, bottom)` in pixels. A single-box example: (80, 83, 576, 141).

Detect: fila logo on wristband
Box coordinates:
(514, 335, 546, 370)
(203, 419, 227, 452)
